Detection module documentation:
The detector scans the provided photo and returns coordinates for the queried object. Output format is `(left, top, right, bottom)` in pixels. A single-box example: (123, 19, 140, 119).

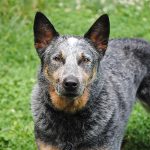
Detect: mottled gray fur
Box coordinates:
(31, 12, 150, 150)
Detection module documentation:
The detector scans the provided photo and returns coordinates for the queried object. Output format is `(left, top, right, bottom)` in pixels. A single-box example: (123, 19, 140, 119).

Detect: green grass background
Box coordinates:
(0, 0, 150, 150)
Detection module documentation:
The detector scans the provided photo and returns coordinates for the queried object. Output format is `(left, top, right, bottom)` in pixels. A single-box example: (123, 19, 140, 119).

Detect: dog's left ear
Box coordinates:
(84, 14, 110, 54)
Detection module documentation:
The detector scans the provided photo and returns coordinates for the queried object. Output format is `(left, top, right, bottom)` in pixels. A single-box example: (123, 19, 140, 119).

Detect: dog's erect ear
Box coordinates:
(34, 12, 59, 56)
(84, 14, 110, 54)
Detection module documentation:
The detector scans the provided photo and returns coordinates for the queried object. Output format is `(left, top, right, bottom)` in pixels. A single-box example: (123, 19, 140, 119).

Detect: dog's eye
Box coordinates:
(82, 57, 90, 63)
(53, 56, 61, 61)
(79, 56, 91, 64)
(81, 56, 91, 63)
(53, 55, 65, 63)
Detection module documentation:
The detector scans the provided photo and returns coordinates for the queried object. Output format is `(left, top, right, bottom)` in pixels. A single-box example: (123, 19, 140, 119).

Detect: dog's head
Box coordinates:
(33, 12, 110, 113)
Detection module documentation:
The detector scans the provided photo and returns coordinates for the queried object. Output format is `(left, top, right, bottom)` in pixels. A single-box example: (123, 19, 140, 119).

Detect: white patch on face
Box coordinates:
(67, 37, 78, 46)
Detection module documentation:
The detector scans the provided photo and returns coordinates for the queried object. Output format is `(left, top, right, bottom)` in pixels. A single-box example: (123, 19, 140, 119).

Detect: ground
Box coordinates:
(0, 0, 150, 150)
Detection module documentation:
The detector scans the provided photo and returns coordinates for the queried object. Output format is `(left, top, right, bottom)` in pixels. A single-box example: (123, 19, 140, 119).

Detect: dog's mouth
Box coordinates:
(49, 85, 89, 112)
(55, 84, 85, 100)
(62, 93, 79, 99)
(56, 88, 83, 100)
(57, 90, 81, 99)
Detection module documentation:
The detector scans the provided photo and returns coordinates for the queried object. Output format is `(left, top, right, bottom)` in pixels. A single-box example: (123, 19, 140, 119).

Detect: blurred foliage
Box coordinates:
(0, 0, 150, 149)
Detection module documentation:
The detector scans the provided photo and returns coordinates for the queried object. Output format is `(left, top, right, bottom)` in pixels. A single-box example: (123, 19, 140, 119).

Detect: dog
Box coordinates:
(31, 12, 150, 150)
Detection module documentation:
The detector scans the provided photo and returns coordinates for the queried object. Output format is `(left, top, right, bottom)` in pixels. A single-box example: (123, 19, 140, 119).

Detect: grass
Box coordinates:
(0, 0, 150, 149)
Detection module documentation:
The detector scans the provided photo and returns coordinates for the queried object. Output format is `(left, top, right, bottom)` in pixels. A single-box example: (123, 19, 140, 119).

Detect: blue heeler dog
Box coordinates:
(31, 12, 150, 150)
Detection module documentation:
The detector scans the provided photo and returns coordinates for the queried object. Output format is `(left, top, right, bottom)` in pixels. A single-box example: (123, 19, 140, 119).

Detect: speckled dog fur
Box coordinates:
(31, 12, 150, 150)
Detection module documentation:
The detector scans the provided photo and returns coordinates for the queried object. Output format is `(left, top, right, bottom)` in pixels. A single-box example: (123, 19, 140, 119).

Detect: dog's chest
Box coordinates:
(37, 107, 101, 149)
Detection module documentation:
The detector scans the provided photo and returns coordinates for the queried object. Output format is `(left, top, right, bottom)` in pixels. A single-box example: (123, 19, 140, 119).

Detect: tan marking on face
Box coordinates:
(44, 66, 51, 80)
(82, 71, 90, 86)
(89, 67, 97, 83)
(37, 140, 59, 150)
(44, 66, 60, 84)
(49, 85, 89, 113)
(82, 67, 97, 86)
(79, 53, 97, 85)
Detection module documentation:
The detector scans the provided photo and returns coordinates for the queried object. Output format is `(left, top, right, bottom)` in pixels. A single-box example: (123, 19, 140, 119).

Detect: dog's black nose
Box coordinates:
(63, 76, 79, 91)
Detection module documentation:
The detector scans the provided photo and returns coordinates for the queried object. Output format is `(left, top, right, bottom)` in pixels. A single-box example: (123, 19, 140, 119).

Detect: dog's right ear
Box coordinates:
(34, 12, 59, 57)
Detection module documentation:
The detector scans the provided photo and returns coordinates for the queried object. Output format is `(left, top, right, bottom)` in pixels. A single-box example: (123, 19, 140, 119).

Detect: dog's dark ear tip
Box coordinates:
(35, 11, 43, 15)
(35, 11, 45, 19)
(99, 14, 109, 23)
(101, 14, 109, 17)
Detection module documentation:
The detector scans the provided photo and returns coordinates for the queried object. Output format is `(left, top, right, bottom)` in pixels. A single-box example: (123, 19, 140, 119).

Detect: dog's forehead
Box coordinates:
(54, 36, 94, 55)
(67, 37, 79, 46)
(63, 36, 87, 48)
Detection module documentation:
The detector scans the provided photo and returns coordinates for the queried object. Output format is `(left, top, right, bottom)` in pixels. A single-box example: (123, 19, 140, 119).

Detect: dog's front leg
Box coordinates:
(36, 140, 59, 150)
(79, 147, 110, 150)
